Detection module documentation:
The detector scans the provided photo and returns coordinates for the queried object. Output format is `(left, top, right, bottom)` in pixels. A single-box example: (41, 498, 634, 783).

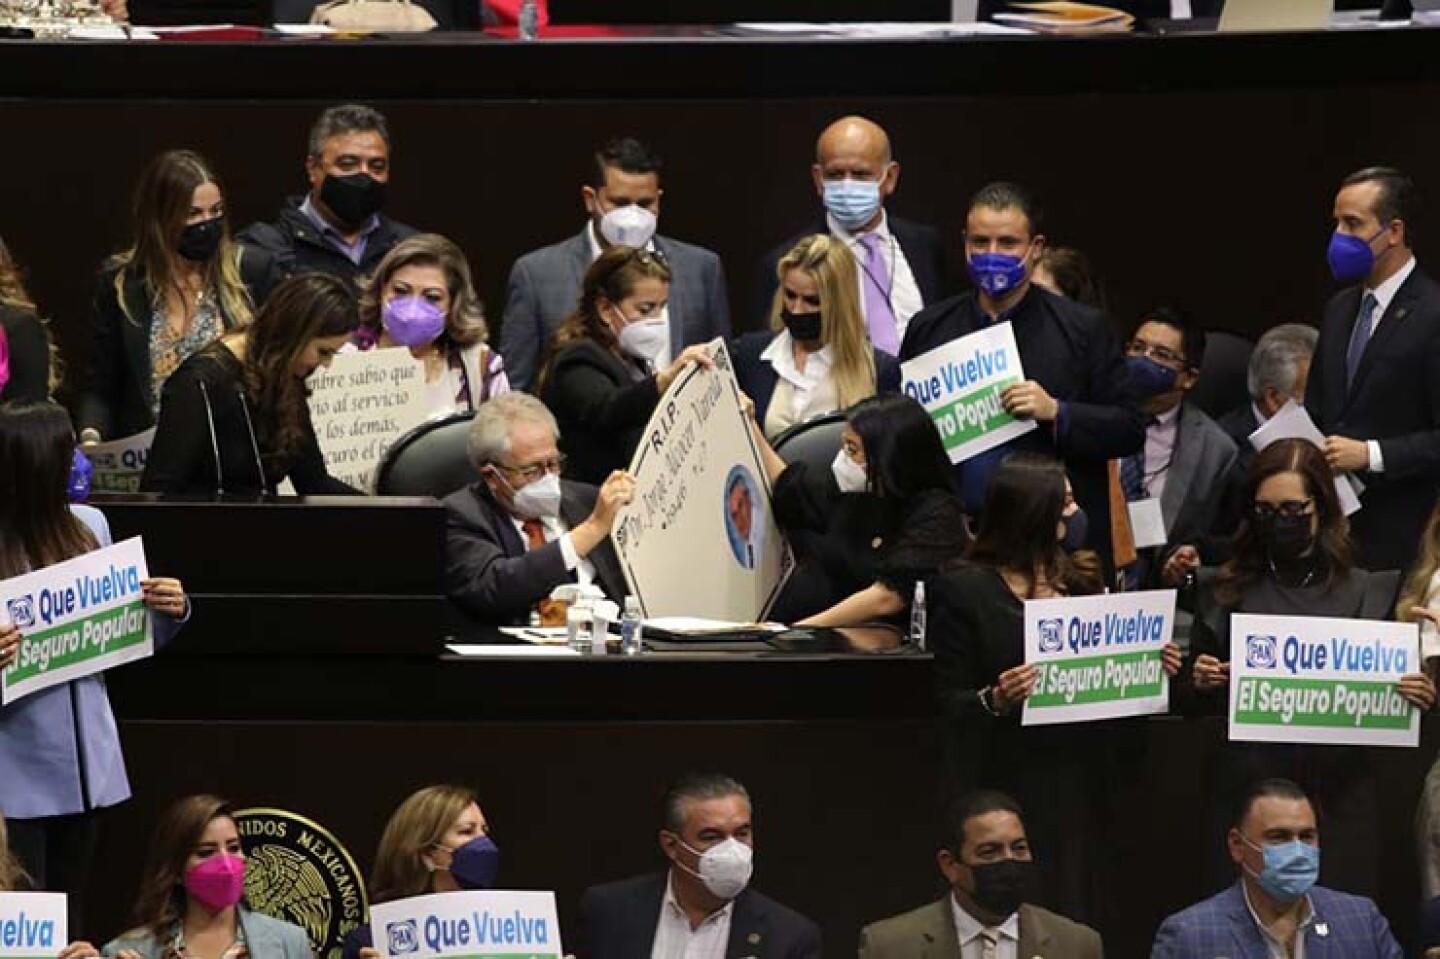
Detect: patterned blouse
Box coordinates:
(163, 918, 248, 959)
(149, 296, 224, 416)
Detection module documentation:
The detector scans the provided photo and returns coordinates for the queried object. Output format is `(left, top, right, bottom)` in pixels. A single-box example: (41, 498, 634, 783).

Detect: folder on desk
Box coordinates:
(993, 1, 1134, 32)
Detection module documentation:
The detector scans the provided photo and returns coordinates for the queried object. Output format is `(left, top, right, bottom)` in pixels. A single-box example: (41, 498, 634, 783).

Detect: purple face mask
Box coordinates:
(382, 297, 447, 348)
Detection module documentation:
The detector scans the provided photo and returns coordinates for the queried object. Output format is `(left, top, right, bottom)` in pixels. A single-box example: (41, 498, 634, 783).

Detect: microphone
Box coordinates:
(197, 380, 224, 496)
(235, 386, 268, 494)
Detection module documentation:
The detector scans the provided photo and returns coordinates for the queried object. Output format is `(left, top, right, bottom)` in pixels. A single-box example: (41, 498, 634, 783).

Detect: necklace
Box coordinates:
(1267, 556, 1317, 588)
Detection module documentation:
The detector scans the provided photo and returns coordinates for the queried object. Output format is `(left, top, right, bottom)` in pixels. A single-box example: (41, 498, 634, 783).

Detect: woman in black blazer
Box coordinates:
(538, 246, 712, 484)
(732, 234, 900, 438)
(79, 149, 278, 443)
(140, 274, 358, 495)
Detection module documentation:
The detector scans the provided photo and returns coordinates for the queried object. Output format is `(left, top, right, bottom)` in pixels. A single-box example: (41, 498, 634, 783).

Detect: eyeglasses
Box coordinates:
(1252, 499, 1314, 521)
(494, 455, 567, 483)
(1126, 339, 1187, 369)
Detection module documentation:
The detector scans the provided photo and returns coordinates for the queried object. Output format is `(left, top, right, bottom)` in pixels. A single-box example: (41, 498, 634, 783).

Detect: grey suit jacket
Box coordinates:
(499, 227, 731, 391)
(442, 479, 627, 625)
(858, 897, 1103, 959)
(1157, 402, 1239, 561)
(104, 908, 312, 959)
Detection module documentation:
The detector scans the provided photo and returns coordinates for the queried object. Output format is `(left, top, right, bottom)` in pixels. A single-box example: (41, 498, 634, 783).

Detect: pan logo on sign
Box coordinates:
(387, 921, 419, 955)
(1037, 618, 1064, 654)
(1246, 635, 1277, 669)
(5, 595, 35, 629)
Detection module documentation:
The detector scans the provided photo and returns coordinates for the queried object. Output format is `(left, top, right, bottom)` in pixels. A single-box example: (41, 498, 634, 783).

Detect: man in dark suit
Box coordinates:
(500, 136, 731, 392)
(1217, 322, 1318, 467)
(238, 104, 417, 286)
(1118, 307, 1239, 588)
(1306, 166, 1440, 571)
(442, 393, 628, 625)
(757, 116, 948, 353)
(579, 772, 821, 959)
(900, 181, 1144, 567)
(859, 789, 1101, 958)
(1153, 777, 1403, 958)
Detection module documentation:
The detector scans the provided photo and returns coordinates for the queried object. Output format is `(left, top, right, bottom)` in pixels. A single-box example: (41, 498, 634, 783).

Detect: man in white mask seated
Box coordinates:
(500, 135, 731, 392)
(578, 773, 822, 959)
(443, 392, 629, 626)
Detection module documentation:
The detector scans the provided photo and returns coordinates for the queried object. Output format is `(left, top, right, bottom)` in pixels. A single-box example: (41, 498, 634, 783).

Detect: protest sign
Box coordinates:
(900, 321, 1036, 464)
(370, 891, 562, 959)
(84, 429, 155, 494)
(0, 537, 152, 705)
(306, 349, 432, 492)
(1022, 589, 1174, 726)
(612, 339, 792, 620)
(1229, 613, 1420, 747)
(0, 892, 67, 959)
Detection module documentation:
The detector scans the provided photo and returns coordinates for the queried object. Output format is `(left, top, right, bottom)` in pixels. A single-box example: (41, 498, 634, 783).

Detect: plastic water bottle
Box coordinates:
(621, 596, 644, 656)
(566, 600, 593, 654)
(909, 580, 927, 651)
(518, 0, 539, 39)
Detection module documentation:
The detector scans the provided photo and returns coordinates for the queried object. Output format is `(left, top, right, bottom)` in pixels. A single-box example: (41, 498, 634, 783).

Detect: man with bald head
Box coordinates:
(756, 115, 948, 354)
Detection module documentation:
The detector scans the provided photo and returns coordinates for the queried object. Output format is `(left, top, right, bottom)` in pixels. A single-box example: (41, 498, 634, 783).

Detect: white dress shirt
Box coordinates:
(951, 896, 1018, 959)
(586, 220, 672, 368)
(759, 330, 839, 437)
(1242, 879, 1315, 959)
(651, 873, 733, 959)
(1139, 404, 1181, 500)
(508, 512, 595, 586)
(826, 210, 925, 340)
(1358, 254, 1417, 474)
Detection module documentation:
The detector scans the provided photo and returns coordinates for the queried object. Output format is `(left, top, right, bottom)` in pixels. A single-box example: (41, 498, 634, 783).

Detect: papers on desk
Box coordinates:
(1248, 401, 1363, 516)
(446, 643, 580, 658)
(498, 627, 571, 645)
(993, 2, 1134, 33)
(728, 22, 1031, 37)
(644, 617, 787, 636)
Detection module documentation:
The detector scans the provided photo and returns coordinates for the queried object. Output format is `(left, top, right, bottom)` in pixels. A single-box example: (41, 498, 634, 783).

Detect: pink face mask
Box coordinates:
(185, 852, 246, 912)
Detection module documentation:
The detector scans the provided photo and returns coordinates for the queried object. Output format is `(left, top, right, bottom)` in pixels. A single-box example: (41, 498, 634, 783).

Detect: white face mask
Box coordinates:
(617, 314, 669, 363)
(675, 836, 753, 901)
(506, 470, 562, 519)
(831, 448, 868, 494)
(599, 205, 658, 248)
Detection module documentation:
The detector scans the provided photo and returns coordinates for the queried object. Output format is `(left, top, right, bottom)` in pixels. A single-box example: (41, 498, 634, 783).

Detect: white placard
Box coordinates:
(1229, 613, 1420, 747)
(0, 892, 67, 958)
(1248, 400, 1363, 516)
(306, 348, 432, 492)
(1022, 590, 1175, 726)
(900, 321, 1037, 464)
(370, 891, 562, 959)
(611, 339, 792, 620)
(84, 429, 155, 494)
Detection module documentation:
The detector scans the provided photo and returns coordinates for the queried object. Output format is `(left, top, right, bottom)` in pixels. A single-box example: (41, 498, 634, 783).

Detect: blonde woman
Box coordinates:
(344, 785, 496, 959)
(355, 234, 509, 416)
(732, 234, 899, 440)
(79, 150, 278, 442)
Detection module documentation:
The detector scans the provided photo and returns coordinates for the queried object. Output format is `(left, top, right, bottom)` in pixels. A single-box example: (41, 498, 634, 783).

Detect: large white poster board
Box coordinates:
(1022, 590, 1174, 726)
(900, 321, 1036, 464)
(1229, 613, 1421, 747)
(306, 349, 432, 492)
(370, 891, 562, 959)
(0, 892, 67, 958)
(0, 538, 152, 705)
(612, 339, 792, 620)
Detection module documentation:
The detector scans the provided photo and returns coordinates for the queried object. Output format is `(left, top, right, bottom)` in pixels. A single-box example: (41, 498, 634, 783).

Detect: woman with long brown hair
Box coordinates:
(78, 149, 278, 443)
(105, 795, 310, 959)
(140, 273, 359, 495)
(1186, 437, 1434, 897)
(342, 785, 496, 959)
(0, 402, 188, 930)
(0, 234, 59, 403)
(538, 246, 712, 484)
(354, 234, 509, 415)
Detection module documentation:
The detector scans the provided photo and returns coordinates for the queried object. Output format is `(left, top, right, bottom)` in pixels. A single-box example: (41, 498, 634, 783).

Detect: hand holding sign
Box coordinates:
(992, 663, 1038, 712)
(1193, 654, 1231, 691)
(140, 577, 188, 619)
(1001, 380, 1059, 423)
(657, 344, 716, 393)
(1400, 672, 1438, 712)
(0, 622, 16, 670)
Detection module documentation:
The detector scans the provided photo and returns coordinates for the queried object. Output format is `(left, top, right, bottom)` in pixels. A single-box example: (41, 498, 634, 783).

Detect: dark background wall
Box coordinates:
(2, 86, 1437, 403)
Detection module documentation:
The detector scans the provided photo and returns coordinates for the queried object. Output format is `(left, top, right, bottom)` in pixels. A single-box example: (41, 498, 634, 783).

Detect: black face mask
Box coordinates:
(177, 217, 224, 262)
(781, 308, 823, 342)
(319, 172, 387, 229)
(968, 859, 1040, 918)
(1258, 513, 1314, 562)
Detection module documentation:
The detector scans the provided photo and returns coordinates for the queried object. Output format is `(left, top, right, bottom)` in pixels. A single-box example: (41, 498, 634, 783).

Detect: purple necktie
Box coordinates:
(858, 232, 899, 355)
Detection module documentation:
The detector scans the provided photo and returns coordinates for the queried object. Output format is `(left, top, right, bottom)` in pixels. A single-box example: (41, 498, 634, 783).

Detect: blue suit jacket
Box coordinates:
(1151, 882, 1402, 959)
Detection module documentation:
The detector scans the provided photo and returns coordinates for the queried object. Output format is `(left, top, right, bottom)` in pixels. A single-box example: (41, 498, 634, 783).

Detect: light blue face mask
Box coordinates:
(1243, 835, 1320, 903)
(823, 179, 883, 231)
